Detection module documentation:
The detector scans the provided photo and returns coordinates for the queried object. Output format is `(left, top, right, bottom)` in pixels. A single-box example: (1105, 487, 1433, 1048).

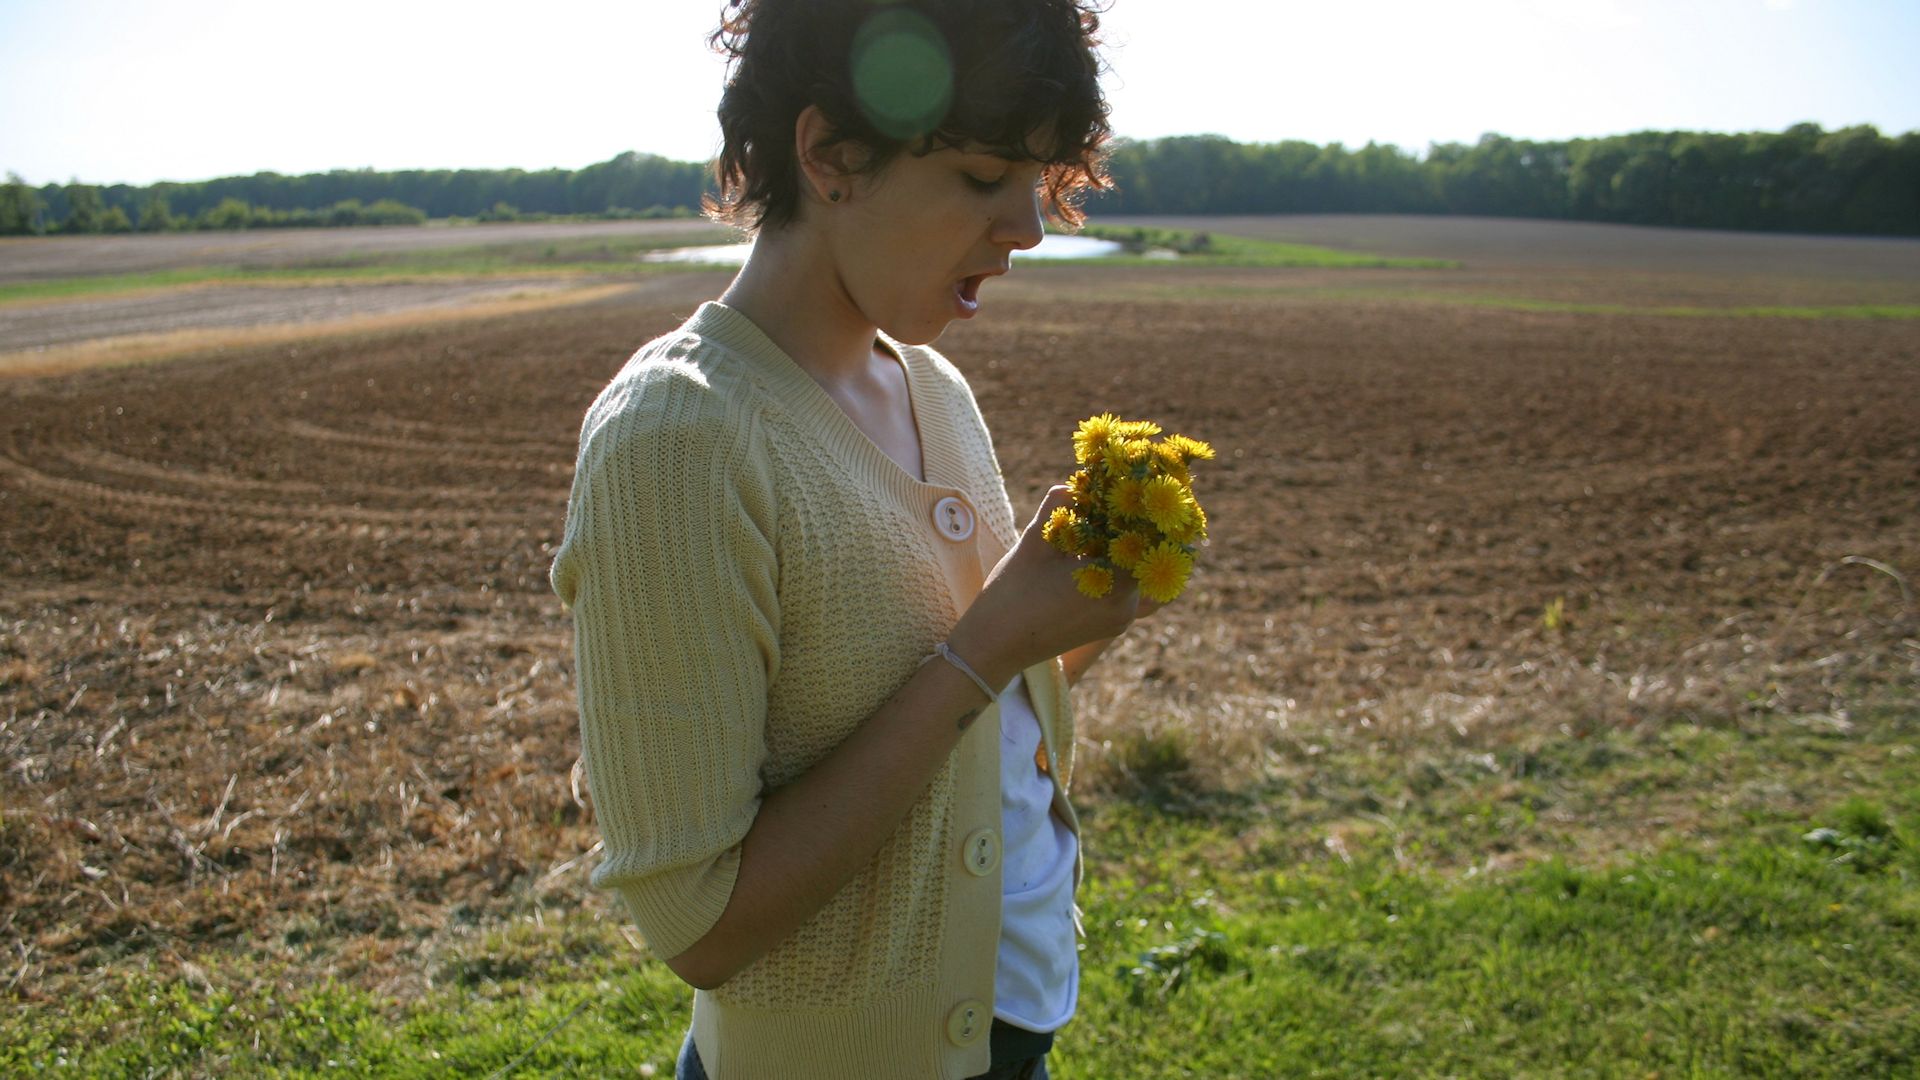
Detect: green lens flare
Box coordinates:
(851, 9, 953, 140)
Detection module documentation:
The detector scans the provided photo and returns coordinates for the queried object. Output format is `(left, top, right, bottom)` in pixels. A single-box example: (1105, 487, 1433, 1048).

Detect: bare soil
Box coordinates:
(2, 234, 1916, 1002)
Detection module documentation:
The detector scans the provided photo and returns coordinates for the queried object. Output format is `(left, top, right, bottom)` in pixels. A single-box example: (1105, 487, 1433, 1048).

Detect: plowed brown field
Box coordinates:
(3, 223, 1918, 1002)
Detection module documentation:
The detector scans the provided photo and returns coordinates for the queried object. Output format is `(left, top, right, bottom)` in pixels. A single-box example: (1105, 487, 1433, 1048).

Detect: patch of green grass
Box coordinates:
(10, 819, 1914, 1077)
(1057, 225, 1456, 269)
(0, 267, 266, 305)
(1041, 278, 1920, 319)
(9, 694, 1915, 1076)
(1199, 232, 1455, 269)
(1069, 827, 1918, 1077)
(347, 229, 741, 270)
(1, 921, 694, 1078)
(0, 262, 715, 307)
(1435, 296, 1920, 320)
(0, 230, 744, 307)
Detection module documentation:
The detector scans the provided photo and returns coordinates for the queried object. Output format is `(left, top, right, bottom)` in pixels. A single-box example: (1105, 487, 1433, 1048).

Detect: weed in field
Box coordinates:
(1106, 725, 1198, 802)
(1542, 595, 1566, 632)
(1803, 798, 1904, 874)
(1120, 926, 1233, 1004)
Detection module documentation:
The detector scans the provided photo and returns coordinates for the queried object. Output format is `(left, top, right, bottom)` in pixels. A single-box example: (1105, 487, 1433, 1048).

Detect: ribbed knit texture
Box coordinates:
(552, 303, 1081, 1079)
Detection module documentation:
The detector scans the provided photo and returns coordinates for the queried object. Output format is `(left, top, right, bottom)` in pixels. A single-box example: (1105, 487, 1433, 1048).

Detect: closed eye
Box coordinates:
(963, 171, 1008, 193)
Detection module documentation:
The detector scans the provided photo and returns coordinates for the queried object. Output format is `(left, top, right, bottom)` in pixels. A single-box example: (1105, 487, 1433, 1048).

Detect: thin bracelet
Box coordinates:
(920, 641, 1000, 704)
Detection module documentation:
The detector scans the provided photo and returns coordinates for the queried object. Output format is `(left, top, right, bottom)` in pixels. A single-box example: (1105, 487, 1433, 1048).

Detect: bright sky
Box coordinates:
(2, 0, 1916, 187)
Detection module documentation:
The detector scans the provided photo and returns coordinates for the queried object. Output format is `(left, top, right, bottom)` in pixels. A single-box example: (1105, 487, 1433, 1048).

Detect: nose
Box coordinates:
(993, 183, 1046, 252)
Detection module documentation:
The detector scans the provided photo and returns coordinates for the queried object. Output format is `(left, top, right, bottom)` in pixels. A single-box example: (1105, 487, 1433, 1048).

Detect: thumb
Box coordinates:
(1030, 484, 1074, 525)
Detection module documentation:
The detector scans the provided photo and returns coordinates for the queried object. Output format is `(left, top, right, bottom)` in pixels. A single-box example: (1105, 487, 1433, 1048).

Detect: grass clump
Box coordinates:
(1061, 224, 1456, 269)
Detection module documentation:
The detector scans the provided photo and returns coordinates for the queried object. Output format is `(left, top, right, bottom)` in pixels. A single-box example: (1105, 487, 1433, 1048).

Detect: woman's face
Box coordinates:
(828, 145, 1048, 345)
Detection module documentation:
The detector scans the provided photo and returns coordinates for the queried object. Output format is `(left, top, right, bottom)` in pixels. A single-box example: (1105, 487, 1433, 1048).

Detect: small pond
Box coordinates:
(642, 233, 1125, 266)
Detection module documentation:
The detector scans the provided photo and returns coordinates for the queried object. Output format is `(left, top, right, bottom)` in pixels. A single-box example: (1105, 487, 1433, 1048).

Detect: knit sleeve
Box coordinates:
(551, 373, 779, 961)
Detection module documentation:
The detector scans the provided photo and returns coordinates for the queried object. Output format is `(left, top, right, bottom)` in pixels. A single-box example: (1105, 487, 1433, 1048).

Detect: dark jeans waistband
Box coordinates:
(673, 1017, 1054, 1079)
(989, 1017, 1054, 1066)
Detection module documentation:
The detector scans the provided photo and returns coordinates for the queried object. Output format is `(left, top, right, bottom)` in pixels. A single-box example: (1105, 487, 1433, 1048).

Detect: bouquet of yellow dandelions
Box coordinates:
(1041, 413, 1214, 603)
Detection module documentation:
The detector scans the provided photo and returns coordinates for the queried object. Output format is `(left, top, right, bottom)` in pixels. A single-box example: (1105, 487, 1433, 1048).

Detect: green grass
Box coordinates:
(1060, 225, 1457, 269)
(348, 230, 741, 270)
(9, 711, 1915, 1077)
(1435, 296, 1920, 320)
(1051, 279, 1920, 320)
(3, 918, 698, 1077)
(1072, 836, 1918, 1077)
(0, 230, 743, 307)
(0, 267, 278, 305)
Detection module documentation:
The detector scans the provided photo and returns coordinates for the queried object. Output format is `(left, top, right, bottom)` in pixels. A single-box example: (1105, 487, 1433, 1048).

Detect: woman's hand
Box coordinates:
(947, 485, 1149, 690)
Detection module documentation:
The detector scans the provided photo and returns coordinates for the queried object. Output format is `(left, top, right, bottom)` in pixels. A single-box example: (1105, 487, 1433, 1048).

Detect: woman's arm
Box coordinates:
(666, 486, 1140, 989)
(665, 651, 997, 989)
(1060, 636, 1116, 688)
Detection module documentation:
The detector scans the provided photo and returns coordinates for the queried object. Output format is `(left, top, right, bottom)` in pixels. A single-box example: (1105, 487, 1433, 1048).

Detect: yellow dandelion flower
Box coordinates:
(1168, 434, 1215, 461)
(1042, 506, 1080, 551)
(1166, 500, 1208, 545)
(1067, 468, 1098, 507)
(1107, 476, 1147, 519)
(1073, 563, 1115, 599)
(1073, 414, 1121, 465)
(1055, 414, 1210, 603)
(1140, 475, 1196, 535)
(1108, 529, 1152, 570)
(1151, 441, 1191, 484)
(1132, 542, 1193, 604)
(1101, 436, 1151, 474)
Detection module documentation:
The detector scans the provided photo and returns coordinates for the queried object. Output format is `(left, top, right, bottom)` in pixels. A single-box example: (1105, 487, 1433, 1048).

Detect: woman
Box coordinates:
(550, 2, 1143, 1077)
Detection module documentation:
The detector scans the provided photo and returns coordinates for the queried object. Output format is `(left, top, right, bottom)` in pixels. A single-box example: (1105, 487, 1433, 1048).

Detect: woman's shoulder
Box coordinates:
(581, 323, 764, 446)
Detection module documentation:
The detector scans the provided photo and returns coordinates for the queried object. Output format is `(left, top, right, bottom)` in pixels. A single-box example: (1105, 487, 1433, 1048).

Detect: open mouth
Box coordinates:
(954, 274, 986, 314)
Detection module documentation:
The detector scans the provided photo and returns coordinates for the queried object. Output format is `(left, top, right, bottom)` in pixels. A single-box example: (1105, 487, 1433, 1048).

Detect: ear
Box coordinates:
(794, 105, 870, 205)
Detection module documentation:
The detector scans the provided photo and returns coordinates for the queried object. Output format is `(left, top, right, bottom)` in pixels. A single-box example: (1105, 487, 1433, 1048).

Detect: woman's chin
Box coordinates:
(879, 314, 952, 348)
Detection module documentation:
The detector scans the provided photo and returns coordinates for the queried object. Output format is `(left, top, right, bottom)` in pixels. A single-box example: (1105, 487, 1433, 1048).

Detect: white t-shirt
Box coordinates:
(992, 673, 1080, 1032)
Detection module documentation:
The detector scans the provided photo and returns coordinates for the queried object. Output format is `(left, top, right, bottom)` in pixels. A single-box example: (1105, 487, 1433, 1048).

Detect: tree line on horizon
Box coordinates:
(3, 124, 1915, 237)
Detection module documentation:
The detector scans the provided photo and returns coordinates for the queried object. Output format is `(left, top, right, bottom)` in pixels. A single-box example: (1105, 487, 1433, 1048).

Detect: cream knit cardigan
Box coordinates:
(551, 302, 1082, 1079)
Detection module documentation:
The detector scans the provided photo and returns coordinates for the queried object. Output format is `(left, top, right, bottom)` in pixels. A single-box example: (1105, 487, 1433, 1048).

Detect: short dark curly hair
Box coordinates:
(704, 0, 1112, 232)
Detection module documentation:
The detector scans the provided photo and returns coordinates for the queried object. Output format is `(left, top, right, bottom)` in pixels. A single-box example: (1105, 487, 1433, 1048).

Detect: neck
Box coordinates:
(719, 226, 879, 383)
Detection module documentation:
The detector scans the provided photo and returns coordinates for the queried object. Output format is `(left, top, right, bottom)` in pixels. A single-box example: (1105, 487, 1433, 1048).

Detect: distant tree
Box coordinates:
(63, 183, 103, 233)
(198, 197, 252, 230)
(0, 172, 45, 235)
(26, 126, 1918, 238)
(360, 198, 426, 226)
(99, 205, 133, 232)
(137, 192, 175, 231)
(1611, 150, 1672, 224)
